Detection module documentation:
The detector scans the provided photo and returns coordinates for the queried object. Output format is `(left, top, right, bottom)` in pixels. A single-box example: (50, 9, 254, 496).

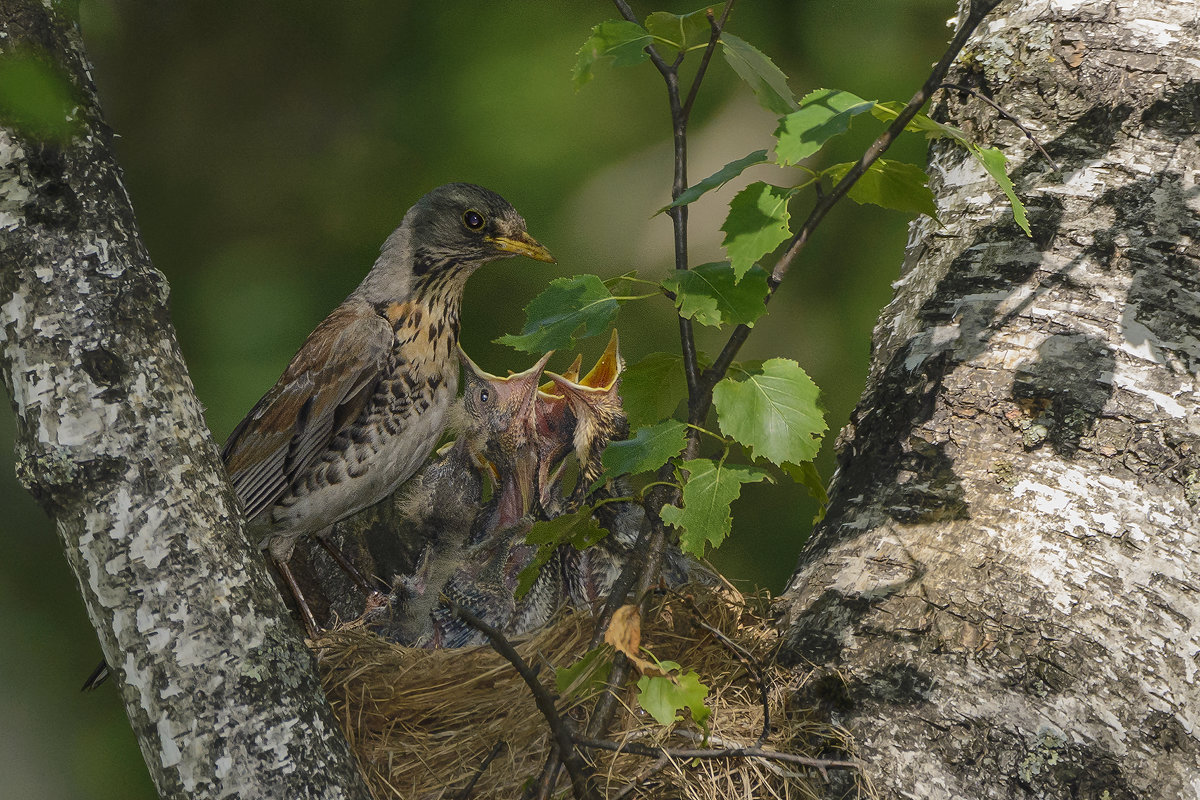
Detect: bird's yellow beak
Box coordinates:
(488, 231, 556, 263)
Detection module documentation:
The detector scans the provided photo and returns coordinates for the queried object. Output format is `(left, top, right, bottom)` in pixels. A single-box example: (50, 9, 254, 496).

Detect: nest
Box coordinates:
(314, 586, 864, 800)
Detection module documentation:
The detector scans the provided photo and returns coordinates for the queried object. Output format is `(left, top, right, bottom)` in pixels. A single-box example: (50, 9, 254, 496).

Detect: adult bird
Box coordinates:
(222, 183, 554, 635)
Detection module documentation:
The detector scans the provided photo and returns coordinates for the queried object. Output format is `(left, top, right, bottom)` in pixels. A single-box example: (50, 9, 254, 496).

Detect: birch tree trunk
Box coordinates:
(779, 1, 1200, 797)
(0, 3, 371, 797)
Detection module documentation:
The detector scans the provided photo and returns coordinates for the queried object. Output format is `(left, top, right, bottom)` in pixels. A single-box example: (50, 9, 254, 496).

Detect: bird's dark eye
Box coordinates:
(479, 387, 490, 403)
(463, 210, 485, 230)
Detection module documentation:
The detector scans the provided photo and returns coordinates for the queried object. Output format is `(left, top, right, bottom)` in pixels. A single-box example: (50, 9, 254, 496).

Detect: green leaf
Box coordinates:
(662, 261, 770, 328)
(620, 353, 687, 429)
(573, 20, 653, 89)
(720, 182, 795, 279)
(515, 510, 609, 599)
(713, 358, 826, 466)
(637, 665, 711, 728)
(871, 101, 970, 142)
(823, 159, 937, 218)
(555, 647, 613, 699)
(719, 33, 798, 115)
(644, 5, 724, 58)
(661, 459, 771, 555)
(973, 146, 1030, 236)
(773, 89, 875, 166)
(663, 149, 769, 212)
(870, 103, 1029, 235)
(782, 460, 828, 524)
(602, 419, 688, 477)
(497, 274, 619, 353)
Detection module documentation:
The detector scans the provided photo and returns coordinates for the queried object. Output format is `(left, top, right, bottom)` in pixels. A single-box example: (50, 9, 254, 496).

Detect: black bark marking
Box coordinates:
(1011, 334, 1115, 457)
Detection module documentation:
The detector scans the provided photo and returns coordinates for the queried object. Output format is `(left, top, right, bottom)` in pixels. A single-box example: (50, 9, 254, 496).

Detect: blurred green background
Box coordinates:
(0, 1, 948, 796)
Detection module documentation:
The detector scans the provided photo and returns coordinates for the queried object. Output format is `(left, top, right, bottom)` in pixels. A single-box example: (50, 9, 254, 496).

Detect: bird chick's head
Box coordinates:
(459, 348, 553, 454)
(458, 347, 553, 527)
(544, 329, 627, 447)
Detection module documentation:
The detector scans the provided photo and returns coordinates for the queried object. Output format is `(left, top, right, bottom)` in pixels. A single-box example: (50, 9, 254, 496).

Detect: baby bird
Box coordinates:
(544, 329, 628, 507)
(375, 349, 551, 646)
(221, 183, 554, 635)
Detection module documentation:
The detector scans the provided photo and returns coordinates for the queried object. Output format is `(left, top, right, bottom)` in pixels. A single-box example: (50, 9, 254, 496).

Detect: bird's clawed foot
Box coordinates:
(274, 557, 322, 639)
(363, 590, 389, 615)
(316, 536, 389, 595)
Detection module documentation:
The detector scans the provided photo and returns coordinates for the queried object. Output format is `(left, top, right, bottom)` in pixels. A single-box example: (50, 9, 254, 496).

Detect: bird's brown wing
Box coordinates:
(222, 302, 393, 522)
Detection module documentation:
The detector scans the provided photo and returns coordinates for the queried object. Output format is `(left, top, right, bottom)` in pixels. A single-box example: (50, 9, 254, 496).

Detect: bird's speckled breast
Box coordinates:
(270, 297, 462, 542)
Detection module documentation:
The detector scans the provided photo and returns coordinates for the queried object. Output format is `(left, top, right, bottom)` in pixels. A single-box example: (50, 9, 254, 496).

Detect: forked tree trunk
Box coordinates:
(779, 1, 1200, 797)
(0, 3, 370, 797)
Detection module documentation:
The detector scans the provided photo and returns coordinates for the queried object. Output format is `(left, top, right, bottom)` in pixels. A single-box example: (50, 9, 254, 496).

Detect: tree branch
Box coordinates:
(681, 4, 735, 119)
(447, 598, 600, 800)
(0, 4, 372, 798)
(939, 81, 1059, 170)
(697, 0, 1003, 408)
(673, 590, 771, 747)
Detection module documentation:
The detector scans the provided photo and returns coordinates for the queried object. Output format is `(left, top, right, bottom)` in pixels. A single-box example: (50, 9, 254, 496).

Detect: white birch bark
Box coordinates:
(780, 1, 1200, 797)
(0, 2, 372, 797)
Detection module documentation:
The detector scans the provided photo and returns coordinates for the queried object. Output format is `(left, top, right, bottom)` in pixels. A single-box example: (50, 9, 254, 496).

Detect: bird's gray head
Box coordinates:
(408, 183, 554, 272)
(357, 183, 554, 304)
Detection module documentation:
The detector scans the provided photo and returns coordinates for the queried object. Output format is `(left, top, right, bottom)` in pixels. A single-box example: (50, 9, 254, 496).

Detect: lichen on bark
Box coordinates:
(0, 3, 371, 797)
(780, 1, 1200, 797)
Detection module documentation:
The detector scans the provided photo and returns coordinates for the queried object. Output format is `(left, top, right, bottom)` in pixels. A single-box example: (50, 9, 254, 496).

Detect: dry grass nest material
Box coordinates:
(314, 586, 863, 799)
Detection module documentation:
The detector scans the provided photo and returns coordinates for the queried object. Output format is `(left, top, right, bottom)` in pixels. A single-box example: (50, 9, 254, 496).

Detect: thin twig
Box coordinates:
(612, 0, 737, 411)
(446, 599, 599, 800)
(531, 747, 562, 800)
(697, 0, 1003, 411)
(612, 753, 674, 800)
(584, 539, 648, 741)
(522, 744, 560, 800)
(575, 736, 861, 772)
(673, 591, 771, 747)
(681, 2, 736, 118)
(452, 741, 507, 800)
(611, 0, 673, 77)
(938, 81, 1059, 170)
(591, 515, 654, 648)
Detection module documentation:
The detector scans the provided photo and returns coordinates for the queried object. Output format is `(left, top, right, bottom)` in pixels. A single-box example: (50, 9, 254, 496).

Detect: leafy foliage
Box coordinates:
(783, 460, 829, 523)
(720, 182, 795, 279)
(515, 510, 609, 599)
(602, 419, 689, 478)
(662, 261, 770, 328)
(871, 100, 969, 140)
(823, 159, 937, 218)
(637, 662, 711, 728)
(573, 20, 652, 88)
(774, 88, 875, 166)
(713, 359, 825, 466)
(719, 33, 797, 115)
(664, 149, 769, 211)
(546, 5, 1026, 609)
(555, 646, 613, 699)
(974, 146, 1030, 235)
(661, 459, 771, 555)
(645, 5, 724, 58)
(872, 101, 1029, 234)
(604, 605, 672, 677)
(497, 275, 618, 353)
(620, 353, 688, 429)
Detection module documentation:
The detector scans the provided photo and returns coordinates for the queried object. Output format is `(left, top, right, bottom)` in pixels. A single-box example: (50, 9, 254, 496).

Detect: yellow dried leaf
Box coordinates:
(604, 605, 670, 677)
